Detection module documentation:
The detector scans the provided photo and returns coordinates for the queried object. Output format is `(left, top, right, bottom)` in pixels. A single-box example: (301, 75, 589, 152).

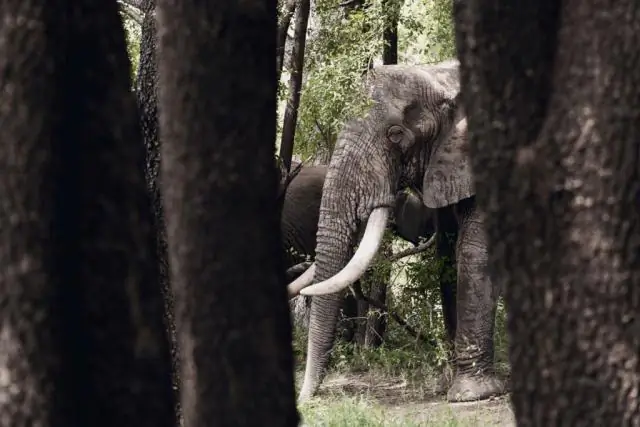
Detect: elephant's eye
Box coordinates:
(386, 125, 404, 144)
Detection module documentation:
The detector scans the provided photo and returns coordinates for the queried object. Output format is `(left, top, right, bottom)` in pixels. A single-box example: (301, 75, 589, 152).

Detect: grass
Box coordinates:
(298, 394, 513, 426)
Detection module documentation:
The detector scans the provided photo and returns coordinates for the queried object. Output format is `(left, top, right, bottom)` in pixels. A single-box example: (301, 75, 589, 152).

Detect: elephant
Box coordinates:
(279, 162, 325, 271)
(280, 162, 437, 336)
(287, 59, 504, 403)
(280, 163, 436, 275)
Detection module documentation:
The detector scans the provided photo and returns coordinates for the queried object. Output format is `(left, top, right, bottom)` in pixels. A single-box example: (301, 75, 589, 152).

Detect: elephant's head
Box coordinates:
(288, 59, 470, 297)
(287, 60, 472, 400)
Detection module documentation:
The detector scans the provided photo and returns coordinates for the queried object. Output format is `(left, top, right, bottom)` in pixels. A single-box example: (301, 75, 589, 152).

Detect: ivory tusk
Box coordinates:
(287, 263, 316, 299)
(300, 207, 389, 296)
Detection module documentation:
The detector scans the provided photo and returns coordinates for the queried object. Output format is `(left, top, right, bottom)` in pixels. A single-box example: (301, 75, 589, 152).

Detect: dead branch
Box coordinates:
(387, 234, 436, 263)
(351, 282, 436, 346)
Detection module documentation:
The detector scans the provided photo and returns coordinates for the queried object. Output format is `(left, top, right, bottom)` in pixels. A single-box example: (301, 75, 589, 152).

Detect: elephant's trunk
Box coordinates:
(299, 207, 389, 296)
(298, 209, 356, 401)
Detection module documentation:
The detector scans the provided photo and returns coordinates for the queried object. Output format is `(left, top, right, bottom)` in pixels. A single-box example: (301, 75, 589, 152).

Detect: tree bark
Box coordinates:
(135, 0, 181, 413)
(279, 0, 311, 172)
(455, 0, 640, 424)
(381, 0, 400, 65)
(276, 0, 297, 86)
(0, 1, 175, 425)
(157, 0, 299, 425)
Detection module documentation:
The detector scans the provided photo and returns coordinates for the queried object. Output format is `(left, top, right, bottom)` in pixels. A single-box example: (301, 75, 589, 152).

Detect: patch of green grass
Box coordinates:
(299, 396, 420, 426)
(298, 395, 506, 427)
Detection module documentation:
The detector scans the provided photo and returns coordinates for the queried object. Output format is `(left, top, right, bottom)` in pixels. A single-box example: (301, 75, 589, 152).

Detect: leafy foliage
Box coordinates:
(293, 0, 385, 159)
(289, 0, 456, 160)
(121, 13, 142, 82)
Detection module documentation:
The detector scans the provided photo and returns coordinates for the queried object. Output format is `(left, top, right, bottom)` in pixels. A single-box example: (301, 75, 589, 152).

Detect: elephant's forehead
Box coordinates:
(366, 61, 460, 105)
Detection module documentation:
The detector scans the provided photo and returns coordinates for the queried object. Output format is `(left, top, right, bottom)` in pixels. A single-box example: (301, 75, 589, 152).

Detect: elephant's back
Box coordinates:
(281, 165, 327, 267)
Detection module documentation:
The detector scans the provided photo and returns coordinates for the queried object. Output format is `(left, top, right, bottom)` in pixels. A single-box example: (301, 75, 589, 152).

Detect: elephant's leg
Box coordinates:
(435, 206, 458, 348)
(447, 200, 504, 402)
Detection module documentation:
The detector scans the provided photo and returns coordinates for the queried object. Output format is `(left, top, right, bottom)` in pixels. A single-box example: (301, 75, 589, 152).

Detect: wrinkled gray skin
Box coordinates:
(280, 164, 435, 271)
(298, 60, 504, 403)
(280, 164, 326, 268)
(281, 164, 437, 336)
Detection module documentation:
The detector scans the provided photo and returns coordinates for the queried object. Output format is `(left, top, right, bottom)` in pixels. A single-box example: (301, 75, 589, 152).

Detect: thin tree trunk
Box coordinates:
(157, 0, 299, 425)
(360, 241, 392, 348)
(364, 282, 389, 348)
(382, 0, 400, 65)
(455, 0, 640, 424)
(279, 0, 311, 172)
(0, 1, 175, 425)
(276, 0, 297, 85)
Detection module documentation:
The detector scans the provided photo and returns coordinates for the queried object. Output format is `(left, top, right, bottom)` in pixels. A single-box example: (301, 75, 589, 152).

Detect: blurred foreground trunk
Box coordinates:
(0, 1, 175, 425)
(455, 1, 640, 424)
(157, 0, 299, 425)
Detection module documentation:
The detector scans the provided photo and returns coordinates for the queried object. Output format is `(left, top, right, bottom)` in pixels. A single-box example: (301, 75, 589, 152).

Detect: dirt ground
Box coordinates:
(309, 371, 515, 426)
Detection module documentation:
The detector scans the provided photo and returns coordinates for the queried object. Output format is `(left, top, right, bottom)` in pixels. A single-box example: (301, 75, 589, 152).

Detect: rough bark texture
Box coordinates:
(157, 1, 299, 425)
(455, 0, 640, 424)
(0, 1, 175, 425)
(135, 0, 180, 413)
(279, 0, 311, 172)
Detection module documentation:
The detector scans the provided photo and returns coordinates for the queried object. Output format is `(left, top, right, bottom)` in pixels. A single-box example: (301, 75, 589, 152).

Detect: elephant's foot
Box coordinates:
(446, 372, 505, 403)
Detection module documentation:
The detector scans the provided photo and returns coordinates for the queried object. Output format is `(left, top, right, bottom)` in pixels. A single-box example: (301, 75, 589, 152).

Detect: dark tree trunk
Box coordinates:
(455, 0, 640, 424)
(279, 0, 311, 172)
(157, 0, 299, 425)
(135, 0, 180, 411)
(382, 0, 400, 65)
(0, 1, 175, 426)
(276, 0, 297, 85)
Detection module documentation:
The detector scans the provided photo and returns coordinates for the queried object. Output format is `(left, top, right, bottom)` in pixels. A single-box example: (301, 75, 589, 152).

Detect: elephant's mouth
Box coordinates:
(286, 206, 390, 298)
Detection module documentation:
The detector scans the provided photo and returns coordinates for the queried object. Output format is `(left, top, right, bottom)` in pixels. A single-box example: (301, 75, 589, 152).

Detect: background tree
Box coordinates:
(157, 0, 299, 425)
(279, 0, 311, 171)
(455, 0, 640, 424)
(0, 1, 175, 425)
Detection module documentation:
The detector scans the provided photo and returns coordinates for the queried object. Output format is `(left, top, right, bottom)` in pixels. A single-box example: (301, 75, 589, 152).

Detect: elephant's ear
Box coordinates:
(422, 109, 475, 209)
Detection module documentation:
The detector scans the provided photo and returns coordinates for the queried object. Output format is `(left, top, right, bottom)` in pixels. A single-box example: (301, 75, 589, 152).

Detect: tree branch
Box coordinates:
(387, 234, 436, 263)
(351, 282, 436, 346)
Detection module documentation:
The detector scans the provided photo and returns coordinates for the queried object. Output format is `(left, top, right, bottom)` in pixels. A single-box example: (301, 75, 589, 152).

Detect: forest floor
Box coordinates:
(296, 370, 515, 426)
